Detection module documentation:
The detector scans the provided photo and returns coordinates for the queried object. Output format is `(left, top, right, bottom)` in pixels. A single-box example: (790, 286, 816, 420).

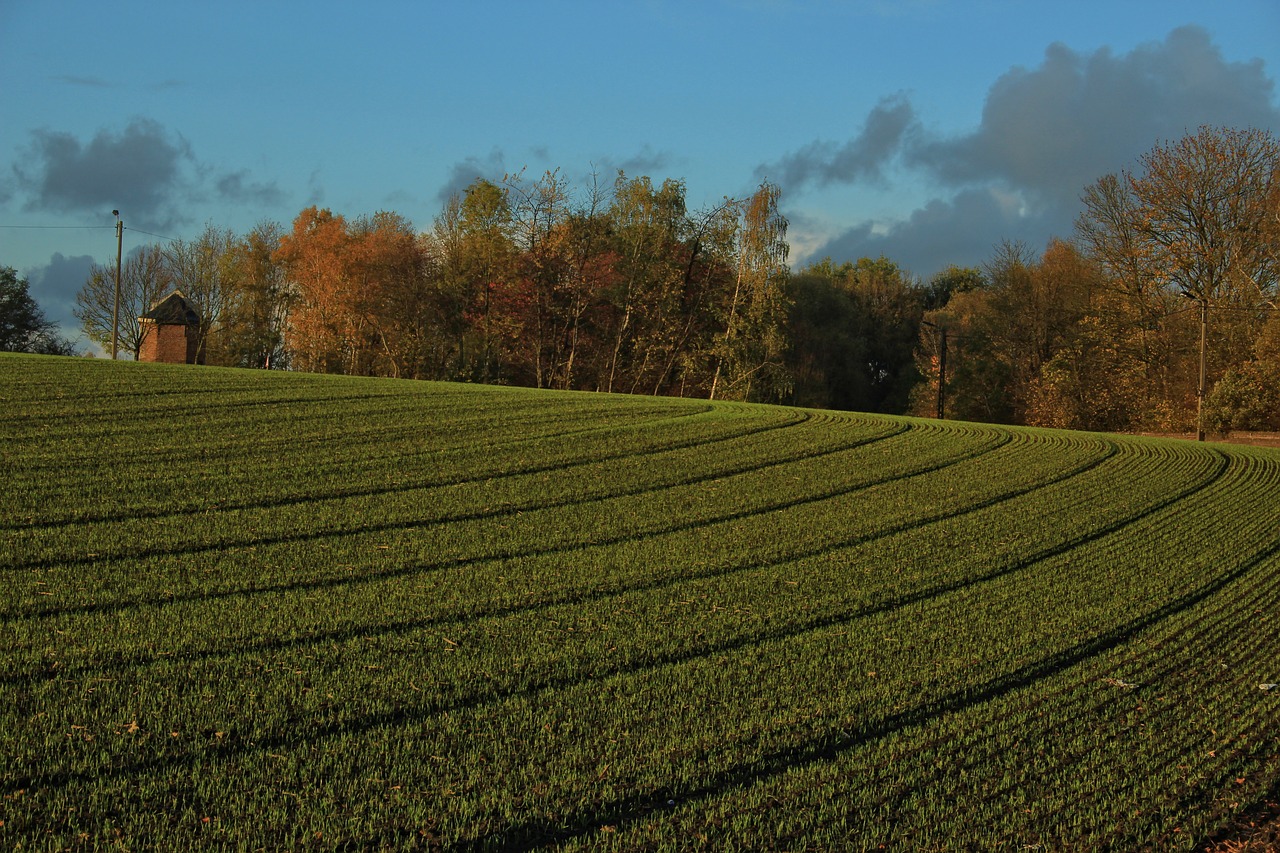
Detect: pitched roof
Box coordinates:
(140, 290, 201, 325)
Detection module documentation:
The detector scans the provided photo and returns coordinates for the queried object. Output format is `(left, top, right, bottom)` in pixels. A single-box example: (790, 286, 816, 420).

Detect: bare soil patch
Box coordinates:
(1199, 795, 1280, 852)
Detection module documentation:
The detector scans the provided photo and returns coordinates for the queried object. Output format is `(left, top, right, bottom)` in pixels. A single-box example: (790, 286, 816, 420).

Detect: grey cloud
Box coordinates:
(806, 187, 1073, 280)
(12, 118, 288, 230)
(566, 147, 677, 192)
(13, 118, 195, 230)
(437, 149, 509, 204)
(216, 170, 286, 207)
(306, 169, 326, 207)
(758, 95, 919, 192)
(383, 188, 419, 209)
(23, 252, 97, 337)
(909, 26, 1280, 206)
(784, 25, 1280, 278)
(610, 145, 673, 178)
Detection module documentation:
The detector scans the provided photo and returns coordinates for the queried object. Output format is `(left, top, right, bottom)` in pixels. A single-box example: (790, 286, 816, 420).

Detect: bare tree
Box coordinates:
(74, 246, 171, 358)
(166, 223, 239, 363)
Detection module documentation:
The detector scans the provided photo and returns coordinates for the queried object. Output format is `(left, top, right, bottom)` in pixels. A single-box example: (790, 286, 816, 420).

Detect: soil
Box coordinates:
(1198, 794, 1280, 852)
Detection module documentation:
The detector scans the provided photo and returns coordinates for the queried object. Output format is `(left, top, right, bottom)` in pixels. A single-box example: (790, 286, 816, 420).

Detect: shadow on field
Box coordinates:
(444, 534, 1280, 850)
(14, 526, 1277, 851)
(12, 436, 1209, 699)
(2, 402, 756, 529)
(9, 422, 987, 617)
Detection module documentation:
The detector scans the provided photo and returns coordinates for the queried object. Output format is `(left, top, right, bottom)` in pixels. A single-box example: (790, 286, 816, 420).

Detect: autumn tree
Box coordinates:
(218, 221, 293, 369)
(1077, 125, 1280, 430)
(921, 240, 1100, 425)
(347, 210, 435, 379)
(274, 207, 359, 374)
(710, 181, 792, 402)
(75, 245, 171, 359)
(1019, 241, 1144, 430)
(499, 169, 578, 388)
(431, 179, 517, 382)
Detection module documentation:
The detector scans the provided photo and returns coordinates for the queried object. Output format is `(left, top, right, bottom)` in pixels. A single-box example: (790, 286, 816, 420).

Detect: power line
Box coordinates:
(0, 224, 115, 230)
(123, 227, 178, 242)
(0, 223, 179, 242)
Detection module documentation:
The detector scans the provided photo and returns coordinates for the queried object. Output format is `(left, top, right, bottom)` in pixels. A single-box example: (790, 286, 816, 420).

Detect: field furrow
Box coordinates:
(2, 354, 1278, 851)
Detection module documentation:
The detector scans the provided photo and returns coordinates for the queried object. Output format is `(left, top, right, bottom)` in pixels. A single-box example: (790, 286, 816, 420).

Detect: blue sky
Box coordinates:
(3, 0, 1279, 346)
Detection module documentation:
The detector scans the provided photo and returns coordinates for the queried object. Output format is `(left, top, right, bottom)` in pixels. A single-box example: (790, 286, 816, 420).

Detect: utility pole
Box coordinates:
(111, 210, 122, 360)
(937, 328, 947, 420)
(1196, 296, 1208, 442)
(922, 319, 948, 419)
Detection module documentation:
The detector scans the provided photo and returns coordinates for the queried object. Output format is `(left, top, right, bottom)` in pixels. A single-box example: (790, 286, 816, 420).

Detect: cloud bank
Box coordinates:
(22, 252, 96, 343)
(12, 117, 284, 232)
(764, 26, 1280, 277)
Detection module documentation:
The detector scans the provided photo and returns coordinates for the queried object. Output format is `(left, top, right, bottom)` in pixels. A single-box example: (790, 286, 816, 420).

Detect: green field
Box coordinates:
(3, 352, 1279, 851)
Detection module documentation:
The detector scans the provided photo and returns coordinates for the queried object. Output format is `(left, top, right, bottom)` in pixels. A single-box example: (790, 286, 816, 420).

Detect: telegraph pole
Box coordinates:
(1196, 296, 1208, 442)
(922, 319, 948, 419)
(111, 210, 122, 360)
(937, 328, 947, 420)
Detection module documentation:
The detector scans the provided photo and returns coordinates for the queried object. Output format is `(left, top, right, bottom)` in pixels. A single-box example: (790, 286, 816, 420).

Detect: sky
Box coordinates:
(3, 0, 1279, 349)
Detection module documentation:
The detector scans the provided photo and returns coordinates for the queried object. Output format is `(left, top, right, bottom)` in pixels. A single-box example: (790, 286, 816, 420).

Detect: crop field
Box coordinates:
(2, 352, 1279, 851)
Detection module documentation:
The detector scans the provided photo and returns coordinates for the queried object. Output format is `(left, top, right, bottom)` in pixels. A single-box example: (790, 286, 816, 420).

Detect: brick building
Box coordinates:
(138, 291, 204, 364)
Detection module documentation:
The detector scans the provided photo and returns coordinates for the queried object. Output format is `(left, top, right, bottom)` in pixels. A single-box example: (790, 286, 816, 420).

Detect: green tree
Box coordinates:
(789, 257, 923, 413)
(434, 179, 516, 382)
(0, 266, 75, 354)
(600, 172, 690, 394)
(921, 265, 984, 311)
(786, 269, 868, 410)
(1202, 360, 1280, 433)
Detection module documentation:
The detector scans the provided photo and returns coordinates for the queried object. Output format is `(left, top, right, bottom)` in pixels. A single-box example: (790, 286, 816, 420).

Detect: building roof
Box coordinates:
(140, 290, 201, 325)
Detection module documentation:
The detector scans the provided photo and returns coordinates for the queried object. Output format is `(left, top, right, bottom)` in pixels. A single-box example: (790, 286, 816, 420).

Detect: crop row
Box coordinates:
(3, 354, 1278, 850)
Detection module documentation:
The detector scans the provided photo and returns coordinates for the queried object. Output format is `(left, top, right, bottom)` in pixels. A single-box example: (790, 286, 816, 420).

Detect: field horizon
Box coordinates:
(3, 352, 1279, 850)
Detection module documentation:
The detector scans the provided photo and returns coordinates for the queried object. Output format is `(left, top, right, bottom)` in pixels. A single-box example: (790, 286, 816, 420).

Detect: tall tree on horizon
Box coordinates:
(217, 220, 293, 369)
(710, 181, 792, 403)
(0, 266, 75, 355)
(166, 223, 239, 364)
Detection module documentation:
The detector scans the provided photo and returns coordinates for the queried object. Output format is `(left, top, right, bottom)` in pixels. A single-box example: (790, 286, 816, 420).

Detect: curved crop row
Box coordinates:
(2, 354, 1278, 851)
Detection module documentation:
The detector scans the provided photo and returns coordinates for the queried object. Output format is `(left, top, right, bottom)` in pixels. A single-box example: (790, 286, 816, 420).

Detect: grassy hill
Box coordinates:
(3, 352, 1279, 850)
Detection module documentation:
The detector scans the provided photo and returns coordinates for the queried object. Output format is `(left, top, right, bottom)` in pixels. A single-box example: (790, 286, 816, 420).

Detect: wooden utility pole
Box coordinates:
(111, 211, 122, 360)
(937, 328, 947, 420)
(1196, 297, 1208, 442)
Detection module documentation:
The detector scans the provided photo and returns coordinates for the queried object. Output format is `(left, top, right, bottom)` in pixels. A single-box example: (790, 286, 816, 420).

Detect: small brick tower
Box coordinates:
(138, 291, 203, 364)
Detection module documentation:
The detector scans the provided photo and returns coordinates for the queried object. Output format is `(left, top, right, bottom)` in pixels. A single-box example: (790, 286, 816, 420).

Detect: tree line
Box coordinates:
(68, 172, 795, 403)
(36, 124, 1280, 433)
